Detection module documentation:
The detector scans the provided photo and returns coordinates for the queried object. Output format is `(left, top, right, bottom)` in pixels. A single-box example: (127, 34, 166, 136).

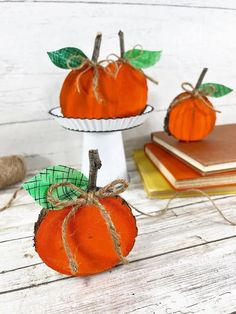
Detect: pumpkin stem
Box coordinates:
(88, 149, 102, 191)
(195, 68, 208, 90)
(118, 30, 125, 58)
(91, 32, 102, 63)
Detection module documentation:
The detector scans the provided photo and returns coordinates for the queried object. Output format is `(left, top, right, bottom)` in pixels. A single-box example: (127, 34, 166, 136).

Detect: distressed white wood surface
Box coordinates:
(1, 155, 236, 313)
(1, 0, 236, 313)
(2, 239, 236, 314)
(6, 0, 236, 10)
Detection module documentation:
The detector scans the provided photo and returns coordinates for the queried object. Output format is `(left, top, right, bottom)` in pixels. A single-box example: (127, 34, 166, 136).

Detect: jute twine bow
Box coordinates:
(66, 44, 158, 104)
(106, 46, 159, 85)
(46, 179, 129, 275)
(169, 82, 221, 113)
(67, 56, 120, 104)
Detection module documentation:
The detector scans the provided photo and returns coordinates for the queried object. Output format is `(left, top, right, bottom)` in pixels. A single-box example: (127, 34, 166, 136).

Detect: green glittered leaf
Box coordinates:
(47, 47, 88, 69)
(23, 165, 88, 210)
(124, 49, 162, 69)
(199, 83, 233, 98)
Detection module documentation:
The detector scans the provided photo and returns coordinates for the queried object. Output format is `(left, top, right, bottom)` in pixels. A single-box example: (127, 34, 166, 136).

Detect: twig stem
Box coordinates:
(91, 32, 102, 63)
(195, 68, 208, 90)
(118, 30, 125, 58)
(88, 150, 102, 191)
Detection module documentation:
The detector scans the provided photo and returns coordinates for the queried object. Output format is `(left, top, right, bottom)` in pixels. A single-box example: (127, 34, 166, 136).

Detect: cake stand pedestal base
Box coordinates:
(49, 105, 154, 186)
(82, 131, 128, 186)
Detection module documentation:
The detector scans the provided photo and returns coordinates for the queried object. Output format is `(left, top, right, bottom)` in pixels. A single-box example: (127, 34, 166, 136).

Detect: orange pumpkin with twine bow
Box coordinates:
(23, 150, 137, 276)
(104, 31, 158, 118)
(48, 31, 161, 119)
(164, 68, 233, 142)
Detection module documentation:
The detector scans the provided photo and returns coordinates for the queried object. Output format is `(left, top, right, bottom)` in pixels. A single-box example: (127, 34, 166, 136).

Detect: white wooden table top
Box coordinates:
(1, 0, 236, 313)
(1, 153, 236, 313)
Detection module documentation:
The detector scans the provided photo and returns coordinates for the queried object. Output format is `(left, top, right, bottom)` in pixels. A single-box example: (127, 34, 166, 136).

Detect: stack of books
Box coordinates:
(134, 124, 236, 198)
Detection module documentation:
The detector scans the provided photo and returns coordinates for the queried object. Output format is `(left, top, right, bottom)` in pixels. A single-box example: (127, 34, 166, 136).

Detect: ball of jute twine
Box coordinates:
(0, 155, 26, 212)
(0, 155, 26, 189)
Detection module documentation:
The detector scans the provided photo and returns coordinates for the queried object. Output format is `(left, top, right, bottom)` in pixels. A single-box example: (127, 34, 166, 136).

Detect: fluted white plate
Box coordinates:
(49, 105, 154, 132)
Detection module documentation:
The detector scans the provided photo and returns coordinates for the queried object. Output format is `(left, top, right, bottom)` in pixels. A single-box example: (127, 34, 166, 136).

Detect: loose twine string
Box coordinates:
(0, 186, 23, 213)
(130, 188, 236, 226)
(1, 179, 236, 273)
(169, 82, 221, 113)
(66, 45, 158, 104)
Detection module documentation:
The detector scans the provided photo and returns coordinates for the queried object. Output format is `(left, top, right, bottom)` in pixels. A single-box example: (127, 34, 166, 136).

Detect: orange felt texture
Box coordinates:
(35, 196, 137, 276)
(60, 63, 147, 119)
(106, 63, 147, 117)
(168, 92, 216, 142)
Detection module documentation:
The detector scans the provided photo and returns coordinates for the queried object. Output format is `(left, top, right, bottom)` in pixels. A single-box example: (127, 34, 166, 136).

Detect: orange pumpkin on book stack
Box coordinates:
(48, 31, 161, 119)
(164, 68, 232, 142)
(134, 124, 236, 199)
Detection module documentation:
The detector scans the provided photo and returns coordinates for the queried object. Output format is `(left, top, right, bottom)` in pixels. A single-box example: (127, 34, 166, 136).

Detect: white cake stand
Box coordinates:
(49, 105, 154, 186)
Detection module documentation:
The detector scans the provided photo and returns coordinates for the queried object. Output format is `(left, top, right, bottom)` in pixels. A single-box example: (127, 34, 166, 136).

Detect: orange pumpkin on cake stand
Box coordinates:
(48, 31, 161, 185)
(164, 68, 233, 142)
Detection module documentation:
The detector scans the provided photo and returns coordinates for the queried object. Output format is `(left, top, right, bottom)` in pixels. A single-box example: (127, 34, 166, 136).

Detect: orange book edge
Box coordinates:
(145, 143, 236, 190)
(133, 150, 236, 199)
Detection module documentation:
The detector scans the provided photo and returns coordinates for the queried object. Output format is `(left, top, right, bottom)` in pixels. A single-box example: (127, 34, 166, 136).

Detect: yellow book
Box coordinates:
(133, 150, 236, 199)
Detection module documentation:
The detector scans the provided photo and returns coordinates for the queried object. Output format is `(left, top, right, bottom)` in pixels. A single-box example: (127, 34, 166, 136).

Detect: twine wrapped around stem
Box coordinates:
(169, 82, 221, 113)
(67, 53, 158, 104)
(168, 68, 220, 113)
(117, 31, 159, 85)
(66, 31, 158, 104)
(47, 179, 129, 275)
(164, 68, 221, 134)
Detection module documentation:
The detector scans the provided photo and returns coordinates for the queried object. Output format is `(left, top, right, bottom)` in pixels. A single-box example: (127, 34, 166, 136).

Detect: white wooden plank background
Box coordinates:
(1, 1, 236, 313)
